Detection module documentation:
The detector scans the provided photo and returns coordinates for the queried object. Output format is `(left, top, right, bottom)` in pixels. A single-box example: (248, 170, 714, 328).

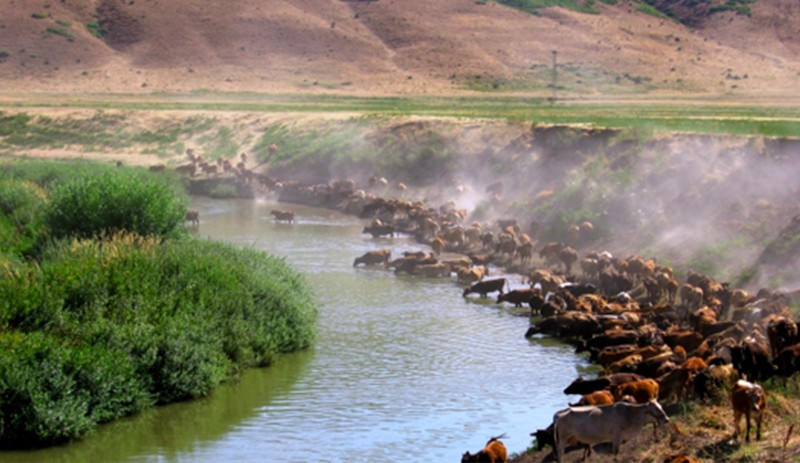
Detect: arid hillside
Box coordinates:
(0, 0, 798, 95)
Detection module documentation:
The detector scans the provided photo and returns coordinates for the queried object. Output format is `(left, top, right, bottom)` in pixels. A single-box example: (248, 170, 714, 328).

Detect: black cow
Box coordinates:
(463, 278, 506, 298)
(362, 224, 396, 238)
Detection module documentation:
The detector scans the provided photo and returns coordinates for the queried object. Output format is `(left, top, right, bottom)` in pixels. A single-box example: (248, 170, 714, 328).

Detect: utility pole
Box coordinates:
(550, 50, 558, 104)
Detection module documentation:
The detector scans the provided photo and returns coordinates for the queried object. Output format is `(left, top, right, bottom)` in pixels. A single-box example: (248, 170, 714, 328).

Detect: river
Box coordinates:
(4, 197, 590, 463)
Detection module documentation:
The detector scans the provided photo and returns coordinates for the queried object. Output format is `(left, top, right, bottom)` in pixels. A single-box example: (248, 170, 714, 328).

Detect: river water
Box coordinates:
(5, 198, 589, 463)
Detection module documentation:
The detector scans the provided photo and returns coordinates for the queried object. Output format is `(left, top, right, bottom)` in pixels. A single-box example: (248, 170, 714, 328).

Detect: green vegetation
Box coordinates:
(0, 51, 9, 61)
(56, 19, 72, 28)
(496, 0, 600, 15)
(710, 0, 756, 16)
(85, 20, 108, 39)
(0, 160, 317, 448)
(43, 26, 74, 42)
(3, 96, 799, 139)
(31, 12, 50, 20)
(45, 169, 186, 239)
(251, 120, 458, 185)
(636, 2, 671, 19)
(0, 111, 214, 154)
(197, 126, 239, 160)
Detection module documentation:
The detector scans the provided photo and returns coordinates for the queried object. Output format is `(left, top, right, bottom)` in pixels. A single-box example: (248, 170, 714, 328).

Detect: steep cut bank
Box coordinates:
(1, 110, 799, 291)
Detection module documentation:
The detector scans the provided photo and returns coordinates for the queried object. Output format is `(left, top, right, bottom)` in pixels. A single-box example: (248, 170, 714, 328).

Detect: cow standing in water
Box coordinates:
(463, 278, 506, 298)
(271, 209, 296, 223)
(185, 210, 200, 226)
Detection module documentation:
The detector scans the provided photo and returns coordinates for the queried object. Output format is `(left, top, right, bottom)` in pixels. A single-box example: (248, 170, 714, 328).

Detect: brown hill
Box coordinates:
(0, 0, 798, 95)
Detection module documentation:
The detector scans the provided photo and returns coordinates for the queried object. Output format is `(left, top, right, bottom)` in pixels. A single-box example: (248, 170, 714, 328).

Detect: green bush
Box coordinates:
(0, 234, 317, 446)
(0, 159, 121, 189)
(44, 170, 187, 239)
(0, 161, 316, 447)
(0, 180, 48, 256)
(0, 331, 150, 448)
(85, 20, 108, 39)
(496, 0, 600, 15)
(44, 27, 74, 42)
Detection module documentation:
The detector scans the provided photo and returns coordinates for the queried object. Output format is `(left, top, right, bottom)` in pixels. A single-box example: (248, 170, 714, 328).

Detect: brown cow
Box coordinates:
(461, 435, 507, 463)
(611, 378, 659, 404)
(570, 390, 615, 407)
(431, 236, 445, 256)
(353, 250, 391, 267)
(497, 288, 537, 308)
(607, 354, 643, 374)
(658, 368, 694, 403)
(558, 246, 579, 274)
(731, 380, 766, 442)
(768, 316, 799, 359)
(412, 263, 450, 278)
(185, 210, 200, 226)
(664, 456, 701, 463)
(270, 209, 296, 223)
(680, 284, 704, 309)
(681, 357, 708, 376)
(458, 266, 487, 284)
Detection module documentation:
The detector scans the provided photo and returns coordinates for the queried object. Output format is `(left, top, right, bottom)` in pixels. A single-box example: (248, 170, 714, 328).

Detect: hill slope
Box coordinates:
(0, 0, 798, 95)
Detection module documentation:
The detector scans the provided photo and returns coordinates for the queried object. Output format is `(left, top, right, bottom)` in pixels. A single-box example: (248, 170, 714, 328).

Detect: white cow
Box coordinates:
(553, 400, 669, 462)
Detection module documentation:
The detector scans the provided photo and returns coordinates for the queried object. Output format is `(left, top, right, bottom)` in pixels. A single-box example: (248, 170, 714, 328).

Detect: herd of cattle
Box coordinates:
(154, 147, 280, 190)
(178, 168, 798, 462)
(267, 176, 800, 461)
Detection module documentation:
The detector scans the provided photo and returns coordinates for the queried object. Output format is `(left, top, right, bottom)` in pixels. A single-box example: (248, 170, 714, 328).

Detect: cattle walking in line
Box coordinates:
(553, 400, 669, 463)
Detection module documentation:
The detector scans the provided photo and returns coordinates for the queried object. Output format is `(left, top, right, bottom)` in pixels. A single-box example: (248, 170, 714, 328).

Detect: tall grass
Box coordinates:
(44, 169, 187, 239)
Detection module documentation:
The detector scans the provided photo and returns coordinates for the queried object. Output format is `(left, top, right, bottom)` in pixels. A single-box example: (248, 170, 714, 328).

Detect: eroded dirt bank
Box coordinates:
(3, 110, 799, 290)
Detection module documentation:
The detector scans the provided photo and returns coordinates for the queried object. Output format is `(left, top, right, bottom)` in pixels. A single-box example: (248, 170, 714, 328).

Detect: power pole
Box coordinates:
(550, 50, 558, 104)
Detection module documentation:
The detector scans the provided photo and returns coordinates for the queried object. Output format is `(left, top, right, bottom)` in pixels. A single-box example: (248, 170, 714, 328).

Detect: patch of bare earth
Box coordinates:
(0, 0, 798, 96)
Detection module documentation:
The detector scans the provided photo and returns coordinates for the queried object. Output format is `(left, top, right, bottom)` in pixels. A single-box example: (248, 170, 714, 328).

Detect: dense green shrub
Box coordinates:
(0, 233, 317, 446)
(0, 180, 48, 256)
(0, 331, 151, 448)
(44, 170, 187, 239)
(85, 20, 107, 39)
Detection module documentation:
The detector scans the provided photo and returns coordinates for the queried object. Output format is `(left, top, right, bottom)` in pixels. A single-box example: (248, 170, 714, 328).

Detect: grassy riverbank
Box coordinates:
(0, 161, 316, 448)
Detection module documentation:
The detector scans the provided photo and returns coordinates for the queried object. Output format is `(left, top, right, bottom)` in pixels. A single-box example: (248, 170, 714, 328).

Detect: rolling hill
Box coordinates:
(0, 0, 798, 95)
